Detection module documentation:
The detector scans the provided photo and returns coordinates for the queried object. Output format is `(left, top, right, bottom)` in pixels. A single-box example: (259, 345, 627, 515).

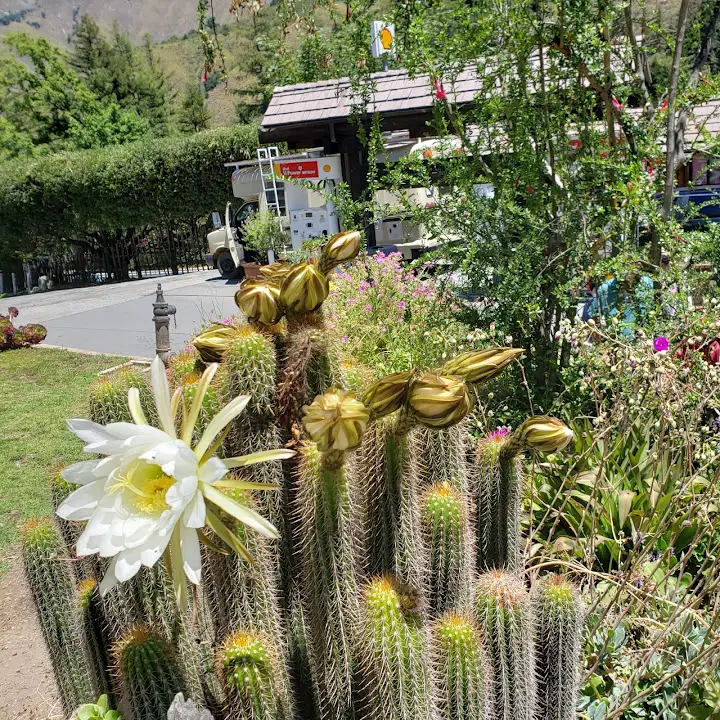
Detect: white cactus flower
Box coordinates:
(57, 356, 293, 606)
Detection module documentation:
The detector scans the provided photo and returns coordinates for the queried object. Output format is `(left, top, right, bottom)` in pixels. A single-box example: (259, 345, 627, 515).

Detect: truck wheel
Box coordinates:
(217, 250, 241, 279)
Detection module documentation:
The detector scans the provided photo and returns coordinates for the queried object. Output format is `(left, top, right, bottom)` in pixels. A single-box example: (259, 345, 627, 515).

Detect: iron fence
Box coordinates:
(1, 220, 212, 294)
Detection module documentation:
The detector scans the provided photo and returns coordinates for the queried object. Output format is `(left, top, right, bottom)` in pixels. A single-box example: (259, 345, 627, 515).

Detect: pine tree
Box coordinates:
(180, 84, 212, 132)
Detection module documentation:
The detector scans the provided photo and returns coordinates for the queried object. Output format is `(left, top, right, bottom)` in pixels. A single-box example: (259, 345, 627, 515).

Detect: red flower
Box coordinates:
(434, 79, 446, 101)
(706, 340, 720, 365)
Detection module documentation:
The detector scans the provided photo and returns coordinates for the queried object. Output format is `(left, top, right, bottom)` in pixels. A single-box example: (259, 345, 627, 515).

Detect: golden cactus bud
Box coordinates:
(234, 280, 283, 325)
(408, 373, 471, 429)
(514, 416, 574, 452)
(319, 230, 362, 273)
(440, 347, 524, 384)
(302, 388, 371, 452)
(361, 370, 415, 418)
(192, 325, 239, 363)
(259, 262, 292, 284)
(279, 261, 330, 315)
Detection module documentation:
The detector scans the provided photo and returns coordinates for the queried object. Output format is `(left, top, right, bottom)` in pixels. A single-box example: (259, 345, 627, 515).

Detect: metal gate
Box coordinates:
(3, 219, 211, 293)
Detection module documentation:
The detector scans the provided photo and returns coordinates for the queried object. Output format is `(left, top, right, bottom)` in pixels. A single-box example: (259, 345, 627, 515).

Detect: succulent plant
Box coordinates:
(294, 442, 360, 720)
(72, 694, 122, 720)
(475, 571, 536, 720)
(420, 483, 473, 615)
(473, 428, 523, 572)
(219, 630, 294, 720)
(113, 626, 186, 720)
(21, 519, 95, 714)
(357, 576, 435, 720)
(31, 240, 586, 720)
(432, 614, 490, 720)
(532, 574, 584, 720)
(87, 367, 155, 426)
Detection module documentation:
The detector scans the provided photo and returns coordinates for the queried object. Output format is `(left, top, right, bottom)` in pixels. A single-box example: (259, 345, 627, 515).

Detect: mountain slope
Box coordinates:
(0, 0, 232, 44)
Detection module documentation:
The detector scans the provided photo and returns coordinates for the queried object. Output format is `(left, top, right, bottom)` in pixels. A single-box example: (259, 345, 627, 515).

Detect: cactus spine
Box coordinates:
(420, 483, 473, 615)
(475, 570, 536, 720)
(473, 429, 524, 572)
(295, 443, 359, 720)
(432, 613, 490, 720)
(219, 630, 294, 720)
(113, 626, 186, 720)
(357, 576, 435, 720)
(21, 520, 95, 713)
(532, 575, 584, 720)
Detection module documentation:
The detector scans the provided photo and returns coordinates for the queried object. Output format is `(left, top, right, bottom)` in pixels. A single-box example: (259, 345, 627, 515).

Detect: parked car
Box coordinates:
(660, 187, 720, 229)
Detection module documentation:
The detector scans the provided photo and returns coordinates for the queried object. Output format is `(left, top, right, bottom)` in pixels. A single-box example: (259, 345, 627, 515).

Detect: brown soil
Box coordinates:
(0, 551, 60, 720)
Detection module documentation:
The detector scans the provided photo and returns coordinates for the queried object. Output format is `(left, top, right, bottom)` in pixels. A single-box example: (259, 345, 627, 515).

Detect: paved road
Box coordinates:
(7, 270, 240, 358)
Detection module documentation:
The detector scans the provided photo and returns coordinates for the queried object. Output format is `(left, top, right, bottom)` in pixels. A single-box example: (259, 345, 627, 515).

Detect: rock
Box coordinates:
(167, 693, 215, 720)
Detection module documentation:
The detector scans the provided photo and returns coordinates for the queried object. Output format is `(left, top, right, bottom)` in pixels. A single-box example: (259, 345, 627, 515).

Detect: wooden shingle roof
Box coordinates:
(261, 66, 487, 128)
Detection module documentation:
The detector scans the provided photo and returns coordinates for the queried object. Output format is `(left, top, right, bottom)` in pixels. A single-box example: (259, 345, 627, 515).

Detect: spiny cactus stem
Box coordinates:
(388, 410, 416, 438)
(320, 449, 345, 472)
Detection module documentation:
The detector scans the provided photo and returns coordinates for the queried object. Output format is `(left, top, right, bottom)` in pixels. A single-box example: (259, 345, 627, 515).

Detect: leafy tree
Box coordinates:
(180, 83, 212, 132)
(0, 32, 149, 157)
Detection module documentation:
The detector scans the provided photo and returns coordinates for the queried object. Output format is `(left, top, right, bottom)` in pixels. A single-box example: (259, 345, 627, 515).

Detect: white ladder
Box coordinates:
(257, 147, 283, 216)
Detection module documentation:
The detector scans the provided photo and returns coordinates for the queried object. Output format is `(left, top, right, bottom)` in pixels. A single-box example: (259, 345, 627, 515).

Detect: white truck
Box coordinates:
(206, 148, 344, 278)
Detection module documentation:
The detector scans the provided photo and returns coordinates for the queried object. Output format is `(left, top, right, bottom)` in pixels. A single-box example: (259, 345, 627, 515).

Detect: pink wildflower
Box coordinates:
(487, 427, 511, 442)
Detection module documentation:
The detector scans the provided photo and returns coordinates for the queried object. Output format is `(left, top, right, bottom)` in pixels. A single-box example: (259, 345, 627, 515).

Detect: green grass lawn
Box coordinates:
(0, 348, 124, 573)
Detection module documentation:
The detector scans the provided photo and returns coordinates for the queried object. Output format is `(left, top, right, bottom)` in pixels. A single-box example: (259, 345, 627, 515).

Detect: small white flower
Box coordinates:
(57, 356, 294, 607)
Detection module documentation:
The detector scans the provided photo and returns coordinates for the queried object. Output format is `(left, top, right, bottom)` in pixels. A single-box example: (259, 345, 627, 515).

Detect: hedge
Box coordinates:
(0, 124, 259, 256)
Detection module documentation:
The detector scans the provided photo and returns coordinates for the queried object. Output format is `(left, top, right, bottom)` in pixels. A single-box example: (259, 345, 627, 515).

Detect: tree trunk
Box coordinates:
(656, 0, 692, 266)
(675, 0, 720, 169)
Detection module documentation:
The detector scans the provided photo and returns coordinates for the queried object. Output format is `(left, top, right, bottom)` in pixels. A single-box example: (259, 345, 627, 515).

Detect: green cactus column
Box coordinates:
(21, 520, 95, 714)
(219, 630, 295, 720)
(77, 578, 112, 700)
(475, 570, 536, 720)
(113, 626, 186, 720)
(295, 443, 359, 720)
(357, 576, 435, 720)
(432, 613, 490, 720)
(420, 483, 473, 616)
(409, 420, 470, 494)
(223, 327, 285, 533)
(532, 574, 584, 720)
(87, 367, 155, 425)
(473, 429, 524, 572)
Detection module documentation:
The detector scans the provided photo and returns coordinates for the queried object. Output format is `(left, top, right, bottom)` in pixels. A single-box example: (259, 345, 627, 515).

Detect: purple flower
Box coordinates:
(222, 317, 233, 326)
(487, 427, 510, 442)
(363, 304, 372, 311)
(341, 335, 349, 344)
(397, 301, 407, 310)
(359, 280, 370, 291)
(654, 336, 669, 352)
